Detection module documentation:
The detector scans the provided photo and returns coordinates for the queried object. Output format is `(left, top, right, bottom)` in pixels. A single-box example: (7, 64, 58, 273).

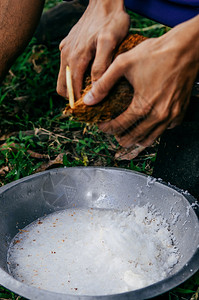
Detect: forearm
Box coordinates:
(163, 14, 199, 73)
(88, 0, 125, 12)
(0, 0, 45, 81)
(180, 14, 199, 64)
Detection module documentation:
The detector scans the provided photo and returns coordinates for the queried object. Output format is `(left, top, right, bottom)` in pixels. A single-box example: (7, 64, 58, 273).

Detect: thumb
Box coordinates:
(83, 56, 124, 106)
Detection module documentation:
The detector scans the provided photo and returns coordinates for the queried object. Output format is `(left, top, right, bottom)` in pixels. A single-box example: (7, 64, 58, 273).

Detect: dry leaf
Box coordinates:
(13, 96, 29, 102)
(0, 166, 9, 176)
(0, 142, 49, 159)
(115, 145, 146, 160)
(35, 153, 65, 173)
(26, 150, 49, 159)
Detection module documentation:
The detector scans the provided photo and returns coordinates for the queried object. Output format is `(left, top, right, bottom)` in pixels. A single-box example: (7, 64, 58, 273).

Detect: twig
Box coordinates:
(89, 150, 115, 160)
(0, 142, 49, 159)
(115, 145, 145, 160)
(36, 128, 76, 142)
(66, 66, 75, 108)
(130, 24, 166, 32)
(190, 287, 199, 300)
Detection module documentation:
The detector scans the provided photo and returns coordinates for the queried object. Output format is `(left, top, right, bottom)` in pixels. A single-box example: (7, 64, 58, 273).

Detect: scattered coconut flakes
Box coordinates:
(7, 205, 179, 296)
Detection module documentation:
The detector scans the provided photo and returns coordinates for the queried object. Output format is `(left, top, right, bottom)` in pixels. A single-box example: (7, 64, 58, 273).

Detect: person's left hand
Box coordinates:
(56, 0, 130, 100)
(83, 16, 199, 148)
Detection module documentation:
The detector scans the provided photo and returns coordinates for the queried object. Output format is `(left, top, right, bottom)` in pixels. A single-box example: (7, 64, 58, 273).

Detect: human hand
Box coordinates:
(57, 0, 130, 100)
(83, 15, 199, 148)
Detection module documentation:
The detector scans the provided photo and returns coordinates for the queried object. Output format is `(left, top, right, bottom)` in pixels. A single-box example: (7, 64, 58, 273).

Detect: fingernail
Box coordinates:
(83, 91, 94, 105)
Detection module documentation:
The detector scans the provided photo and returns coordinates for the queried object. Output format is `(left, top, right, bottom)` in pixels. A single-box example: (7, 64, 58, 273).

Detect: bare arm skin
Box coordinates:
(0, 0, 45, 82)
(56, 0, 130, 100)
(83, 15, 199, 148)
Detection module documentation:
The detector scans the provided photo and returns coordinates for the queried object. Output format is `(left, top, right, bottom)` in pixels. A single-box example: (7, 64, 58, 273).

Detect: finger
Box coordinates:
(117, 111, 171, 148)
(71, 53, 93, 100)
(91, 34, 117, 82)
(167, 119, 181, 129)
(167, 113, 185, 129)
(83, 55, 126, 106)
(98, 109, 136, 135)
(115, 101, 171, 148)
(116, 121, 166, 148)
(117, 94, 189, 147)
(57, 45, 93, 100)
(98, 93, 152, 135)
(138, 120, 171, 147)
(57, 58, 68, 98)
(117, 109, 159, 146)
(167, 99, 188, 129)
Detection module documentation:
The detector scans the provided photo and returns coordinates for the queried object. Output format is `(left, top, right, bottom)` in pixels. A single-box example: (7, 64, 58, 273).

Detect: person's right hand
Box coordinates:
(56, 0, 130, 100)
(83, 15, 199, 148)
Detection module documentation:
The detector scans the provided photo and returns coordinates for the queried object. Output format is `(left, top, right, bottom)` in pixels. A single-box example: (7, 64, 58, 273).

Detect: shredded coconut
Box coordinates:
(171, 212, 180, 225)
(146, 176, 156, 187)
(186, 201, 199, 217)
(7, 205, 179, 296)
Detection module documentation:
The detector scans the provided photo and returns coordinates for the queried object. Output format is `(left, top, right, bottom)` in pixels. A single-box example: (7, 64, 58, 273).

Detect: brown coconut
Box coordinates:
(63, 34, 147, 123)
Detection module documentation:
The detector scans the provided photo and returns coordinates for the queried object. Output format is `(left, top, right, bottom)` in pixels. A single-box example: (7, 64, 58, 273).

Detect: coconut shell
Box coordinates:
(63, 34, 147, 123)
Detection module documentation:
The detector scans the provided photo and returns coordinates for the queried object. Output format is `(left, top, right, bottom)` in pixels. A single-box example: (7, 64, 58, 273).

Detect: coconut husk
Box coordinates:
(63, 34, 147, 123)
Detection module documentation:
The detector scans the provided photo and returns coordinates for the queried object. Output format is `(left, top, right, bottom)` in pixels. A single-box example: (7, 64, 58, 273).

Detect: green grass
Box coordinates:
(0, 1, 198, 299)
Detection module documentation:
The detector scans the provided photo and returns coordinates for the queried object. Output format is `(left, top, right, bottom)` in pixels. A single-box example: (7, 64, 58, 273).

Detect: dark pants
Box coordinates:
(153, 97, 199, 200)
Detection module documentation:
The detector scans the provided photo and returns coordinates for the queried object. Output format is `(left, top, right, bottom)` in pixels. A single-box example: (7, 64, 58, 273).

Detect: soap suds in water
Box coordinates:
(7, 205, 179, 296)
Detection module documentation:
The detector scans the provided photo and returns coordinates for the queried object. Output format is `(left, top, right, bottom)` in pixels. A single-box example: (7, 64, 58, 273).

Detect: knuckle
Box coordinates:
(153, 108, 168, 122)
(100, 120, 116, 134)
(119, 140, 126, 148)
(60, 47, 81, 64)
(59, 40, 65, 52)
(59, 37, 68, 51)
(124, 107, 135, 121)
(139, 139, 151, 147)
(56, 84, 65, 97)
(70, 51, 86, 66)
(134, 127, 144, 138)
(120, 139, 132, 149)
(171, 103, 181, 119)
(60, 47, 68, 61)
(156, 112, 166, 122)
(92, 65, 104, 80)
(91, 70, 99, 81)
(94, 80, 107, 97)
(114, 54, 127, 71)
(56, 86, 61, 96)
(98, 32, 117, 46)
(120, 12, 131, 29)
(125, 13, 131, 25)
(91, 66, 97, 76)
(141, 105, 151, 117)
(103, 123, 113, 134)
(131, 100, 151, 119)
(68, 52, 76, 63)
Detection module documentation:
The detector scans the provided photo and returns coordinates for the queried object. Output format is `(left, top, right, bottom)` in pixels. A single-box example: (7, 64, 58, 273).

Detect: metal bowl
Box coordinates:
(0, 167, 198, 300)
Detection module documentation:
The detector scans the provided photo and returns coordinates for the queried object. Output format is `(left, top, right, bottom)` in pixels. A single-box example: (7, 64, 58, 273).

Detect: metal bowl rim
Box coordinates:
(0, 167, 198, 300)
